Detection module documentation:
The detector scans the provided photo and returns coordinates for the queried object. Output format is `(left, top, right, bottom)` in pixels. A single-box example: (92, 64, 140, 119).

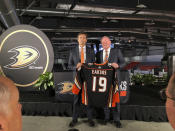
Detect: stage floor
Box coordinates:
(22, 116, 173, 131)
(19, 86, 167, 122)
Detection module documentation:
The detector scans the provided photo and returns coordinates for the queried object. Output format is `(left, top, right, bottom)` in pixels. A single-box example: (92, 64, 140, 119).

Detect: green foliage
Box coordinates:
(131, 73, 143, 85)
(131, 73, 157, 86)
(34, 72, 54, 91)
(154, 74, 168, 86)
(142, 74, 156, 86)
(162, 74, 168, 81)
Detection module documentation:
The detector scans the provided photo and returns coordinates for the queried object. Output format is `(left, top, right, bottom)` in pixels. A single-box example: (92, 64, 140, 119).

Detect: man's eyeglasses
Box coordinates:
(160, 88, 175, 101)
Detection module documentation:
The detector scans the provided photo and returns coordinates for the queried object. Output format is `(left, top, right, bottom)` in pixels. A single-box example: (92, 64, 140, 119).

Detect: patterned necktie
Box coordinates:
(81, 47, 84, 63)
(104, 50, 108, 62)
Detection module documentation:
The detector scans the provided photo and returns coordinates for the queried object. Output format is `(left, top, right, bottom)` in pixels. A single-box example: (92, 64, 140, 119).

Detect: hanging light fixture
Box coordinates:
(144, 20, 155, 26)
(36, 13, 43, 20)
(136, 0, 147, 8)
(102, 17, 108, 23)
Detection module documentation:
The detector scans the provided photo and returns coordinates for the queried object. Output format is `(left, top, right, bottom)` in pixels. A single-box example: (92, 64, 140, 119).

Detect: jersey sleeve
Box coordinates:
(112, 69, 120, 107)
(72, 67, 84, 95)
(112, 68, 119, 94)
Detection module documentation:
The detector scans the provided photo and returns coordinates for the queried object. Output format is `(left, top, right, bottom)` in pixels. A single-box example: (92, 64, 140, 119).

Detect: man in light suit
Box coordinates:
(96, 36, 125, 128)
(68, 32, 95, 127)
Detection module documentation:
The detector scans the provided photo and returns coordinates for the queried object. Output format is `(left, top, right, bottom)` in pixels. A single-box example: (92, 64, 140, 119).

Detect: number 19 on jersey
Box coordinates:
(92, 76, 107, 92)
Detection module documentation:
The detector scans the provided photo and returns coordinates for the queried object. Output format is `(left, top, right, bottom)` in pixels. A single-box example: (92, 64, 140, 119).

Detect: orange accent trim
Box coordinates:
(94, 61, 108, 66)
(75, 75, 81, 88)
(85, 82, 88, 105)
(120, 91, 127, 96)
(72, 84, 80, 95)
(82, 85, 85, 105)
(107, 85, 112, 107)
(112, 92, 120, 107)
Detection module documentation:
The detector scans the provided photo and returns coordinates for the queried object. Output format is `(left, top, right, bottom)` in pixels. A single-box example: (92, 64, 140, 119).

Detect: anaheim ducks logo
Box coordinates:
(4, 45, 40, 69)
(57, 81, 73, 94)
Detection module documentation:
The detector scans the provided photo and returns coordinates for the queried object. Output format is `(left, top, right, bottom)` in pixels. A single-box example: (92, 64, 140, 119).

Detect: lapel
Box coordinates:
(75, 46, 79, 62)
(108, 48, 113, 62)
(100, 51, 103, 63)
(85, 46, 89, 62)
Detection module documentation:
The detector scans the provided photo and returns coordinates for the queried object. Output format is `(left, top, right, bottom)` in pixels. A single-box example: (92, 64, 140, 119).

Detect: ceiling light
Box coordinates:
(128, 40, 131, 43)
(118, 32, 122, 36)
(55, 32, 62, 35)
(136, 4, 147, 8)
(110, 19, 119, 23)
(102, 18, 108, 23)
(36, 13, 43, 20)
(115, 42, 120, 45)
(60, 25, 67, 28)
(144, 20, 155, 26)
(148, 34, 153, 39)
(136, 0, 147, 8)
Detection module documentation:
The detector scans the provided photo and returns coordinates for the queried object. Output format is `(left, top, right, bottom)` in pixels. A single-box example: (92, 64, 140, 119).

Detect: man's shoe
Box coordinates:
(88, 119, 95, 127)
(102, 119, 109, 125)
(69, 120, 78, 127)
(115, 121, 122, 128)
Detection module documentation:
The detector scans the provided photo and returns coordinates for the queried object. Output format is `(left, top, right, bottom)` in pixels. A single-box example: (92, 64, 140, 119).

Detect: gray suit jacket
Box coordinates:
(96, 48, 125, 81)
(68, 45, 95, 78)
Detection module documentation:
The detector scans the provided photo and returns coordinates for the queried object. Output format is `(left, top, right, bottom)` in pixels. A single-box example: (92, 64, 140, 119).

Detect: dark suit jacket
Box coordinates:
(68, 45, 95, 78)
(96, 48, 125, 81)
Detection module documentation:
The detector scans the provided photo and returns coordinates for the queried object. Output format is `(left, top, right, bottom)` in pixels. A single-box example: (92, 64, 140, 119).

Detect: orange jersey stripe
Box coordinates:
(72, 84, 80, 95)
(82, 85, 85, 105)
(112, 92, 120, 107)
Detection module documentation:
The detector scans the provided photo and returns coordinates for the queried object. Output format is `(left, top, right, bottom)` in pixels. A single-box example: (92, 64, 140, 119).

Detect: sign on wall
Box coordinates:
(0, 25, 54, 87)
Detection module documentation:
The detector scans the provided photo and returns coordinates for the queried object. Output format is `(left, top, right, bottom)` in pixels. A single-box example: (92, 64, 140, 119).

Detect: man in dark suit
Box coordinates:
(68, 32, 95, 127)
(96, 36, 125, 128)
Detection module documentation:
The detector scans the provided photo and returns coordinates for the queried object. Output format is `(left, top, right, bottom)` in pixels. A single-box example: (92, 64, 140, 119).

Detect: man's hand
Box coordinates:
(111, 63, 119, 69)
(76, 63, 82, 69)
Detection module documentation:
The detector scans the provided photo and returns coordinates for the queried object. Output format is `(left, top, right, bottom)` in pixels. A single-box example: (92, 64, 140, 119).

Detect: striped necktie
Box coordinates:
(104, 50, 108, 62)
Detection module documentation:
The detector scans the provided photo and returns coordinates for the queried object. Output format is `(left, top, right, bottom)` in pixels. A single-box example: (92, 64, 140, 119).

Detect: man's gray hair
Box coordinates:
(100, 36, 111, 42)
(0, 83, 10, 114)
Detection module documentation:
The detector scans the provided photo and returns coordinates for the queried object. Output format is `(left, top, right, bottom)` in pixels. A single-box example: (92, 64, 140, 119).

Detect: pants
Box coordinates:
(86, 105, 94, 120)
(72, 94, 94, 120)
(72, 94, 81, 120)
(104, 103, 120, 121)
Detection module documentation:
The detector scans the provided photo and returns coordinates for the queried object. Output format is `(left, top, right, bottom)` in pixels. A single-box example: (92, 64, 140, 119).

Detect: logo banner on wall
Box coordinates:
(119, 70, 130, 104)
(55, 81, 74, 103)
(0, 25, 54, 88)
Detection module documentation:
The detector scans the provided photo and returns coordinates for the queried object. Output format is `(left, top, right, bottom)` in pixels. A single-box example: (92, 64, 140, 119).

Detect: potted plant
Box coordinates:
(131, 73, 143, 86)
(34, 72, 55, 96)
(142, 74, 156, 86)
